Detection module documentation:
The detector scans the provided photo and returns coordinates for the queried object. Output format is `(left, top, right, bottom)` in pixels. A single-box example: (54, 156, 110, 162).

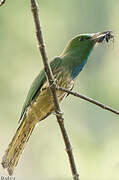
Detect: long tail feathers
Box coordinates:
(1, 119, 36, 175)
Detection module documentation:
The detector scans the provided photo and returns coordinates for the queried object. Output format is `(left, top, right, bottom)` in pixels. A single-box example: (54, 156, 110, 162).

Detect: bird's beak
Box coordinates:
(91, 31, 114, 43)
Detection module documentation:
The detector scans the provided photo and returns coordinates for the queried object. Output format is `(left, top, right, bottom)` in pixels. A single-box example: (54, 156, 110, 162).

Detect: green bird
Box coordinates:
(1, 31, 113, 175)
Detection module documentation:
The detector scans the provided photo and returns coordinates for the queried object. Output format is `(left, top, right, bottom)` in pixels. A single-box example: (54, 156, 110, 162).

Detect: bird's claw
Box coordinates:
(53, 110, 64, 117)
(49, 79, 58, 88)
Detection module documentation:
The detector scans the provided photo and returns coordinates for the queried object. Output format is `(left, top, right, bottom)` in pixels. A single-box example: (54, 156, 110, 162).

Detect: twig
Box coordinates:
(0, 0, 6, 6)
(30, 0, 79, 180)
(57, 87, 119, 116)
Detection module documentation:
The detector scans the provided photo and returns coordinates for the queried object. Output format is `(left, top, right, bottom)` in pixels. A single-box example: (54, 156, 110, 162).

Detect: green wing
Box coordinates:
(19, 57, 62, 121)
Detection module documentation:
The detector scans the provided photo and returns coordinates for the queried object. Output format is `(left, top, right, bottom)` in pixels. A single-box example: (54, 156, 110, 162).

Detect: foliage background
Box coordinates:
(0, 0, 119, 179)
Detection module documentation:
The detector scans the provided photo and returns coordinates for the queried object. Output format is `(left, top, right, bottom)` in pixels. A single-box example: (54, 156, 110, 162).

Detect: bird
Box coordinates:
(1, 31, 113, 176)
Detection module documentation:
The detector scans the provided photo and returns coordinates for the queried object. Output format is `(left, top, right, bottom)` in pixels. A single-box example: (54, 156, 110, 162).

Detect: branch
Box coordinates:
(30, 0, 79, 180)
(57, 87, 119, 116)
(0, 0, 6, 6)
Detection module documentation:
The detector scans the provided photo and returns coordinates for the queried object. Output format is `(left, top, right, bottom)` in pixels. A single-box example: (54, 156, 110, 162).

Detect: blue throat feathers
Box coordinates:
(71, 60, 86, 79)
(71, 53, 91, 79)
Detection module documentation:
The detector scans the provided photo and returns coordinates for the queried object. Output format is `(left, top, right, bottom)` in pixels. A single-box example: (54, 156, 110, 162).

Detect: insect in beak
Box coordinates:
(97, 31, 114, 43)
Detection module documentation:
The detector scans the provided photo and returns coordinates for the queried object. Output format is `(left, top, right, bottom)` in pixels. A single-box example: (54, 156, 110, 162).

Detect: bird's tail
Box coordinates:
(1, 118, 36, 176)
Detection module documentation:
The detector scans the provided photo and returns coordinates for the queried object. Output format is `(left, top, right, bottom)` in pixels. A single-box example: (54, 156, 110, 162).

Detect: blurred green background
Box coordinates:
(0, 0, 119, 179)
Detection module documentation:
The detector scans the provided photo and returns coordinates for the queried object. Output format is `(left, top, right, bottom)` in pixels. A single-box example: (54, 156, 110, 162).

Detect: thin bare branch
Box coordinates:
(30, 0, 79, 179)
(57, 87, 119, 116)
(0, 0, 6, 6)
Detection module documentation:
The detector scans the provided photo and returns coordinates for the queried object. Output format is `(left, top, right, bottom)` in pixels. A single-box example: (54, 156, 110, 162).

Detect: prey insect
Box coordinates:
(98, 31, 114, 43)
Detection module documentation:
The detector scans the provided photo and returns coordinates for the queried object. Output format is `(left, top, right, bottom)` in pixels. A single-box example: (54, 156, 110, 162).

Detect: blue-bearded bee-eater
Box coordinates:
(1, 31, 113, 175)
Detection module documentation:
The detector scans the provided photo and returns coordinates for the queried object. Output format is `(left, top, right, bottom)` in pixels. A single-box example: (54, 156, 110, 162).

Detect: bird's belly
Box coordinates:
(26, 80, 73, 122)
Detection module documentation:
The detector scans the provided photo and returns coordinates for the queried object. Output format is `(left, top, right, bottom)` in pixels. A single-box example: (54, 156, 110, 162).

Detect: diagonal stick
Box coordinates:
(30, 0, 79, 179)
(57, 87, 119, 116)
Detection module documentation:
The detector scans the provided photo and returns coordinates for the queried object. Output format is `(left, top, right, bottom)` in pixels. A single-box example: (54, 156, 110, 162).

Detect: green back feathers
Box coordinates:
(19, 57, 62, 120)
(19, 70, 46, 121)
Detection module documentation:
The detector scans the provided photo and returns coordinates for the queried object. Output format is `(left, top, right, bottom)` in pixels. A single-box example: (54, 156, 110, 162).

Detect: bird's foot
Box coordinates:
(49, 78, 58, 88)
(53, 110, 64, 117)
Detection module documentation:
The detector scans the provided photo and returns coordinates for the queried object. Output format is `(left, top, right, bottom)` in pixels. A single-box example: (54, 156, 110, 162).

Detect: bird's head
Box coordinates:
(62, 31, 114, 59)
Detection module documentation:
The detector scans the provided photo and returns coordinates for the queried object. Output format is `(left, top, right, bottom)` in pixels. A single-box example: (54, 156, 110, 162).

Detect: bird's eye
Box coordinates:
(80, 37, 85, 41)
